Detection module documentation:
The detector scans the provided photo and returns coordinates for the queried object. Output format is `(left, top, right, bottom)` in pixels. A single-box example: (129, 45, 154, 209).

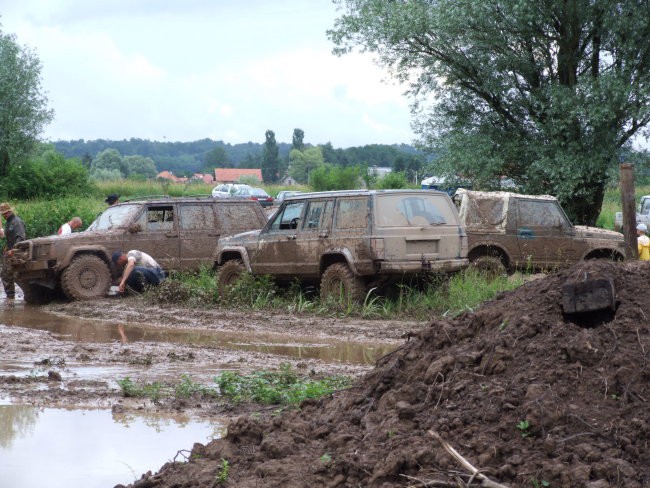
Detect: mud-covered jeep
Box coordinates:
(10, 196, 267, 304)
(454, 189, 626, 273)
(214, 189, 468, 301)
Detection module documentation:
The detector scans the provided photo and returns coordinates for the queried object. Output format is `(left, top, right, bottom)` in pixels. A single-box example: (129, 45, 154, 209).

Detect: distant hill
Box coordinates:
(52, 138, 430, 177)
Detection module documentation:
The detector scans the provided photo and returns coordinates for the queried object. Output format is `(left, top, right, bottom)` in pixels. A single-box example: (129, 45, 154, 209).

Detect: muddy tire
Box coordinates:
(61, 255, 112, 300)
(217, 259, 245, 288)
(320, 263, 366, 303)
(470, 255, 507, 278)
(17, 281, 55, 305)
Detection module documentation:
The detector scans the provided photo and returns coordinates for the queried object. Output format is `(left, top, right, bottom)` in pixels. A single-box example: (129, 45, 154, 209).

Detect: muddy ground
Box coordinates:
(0, 297, 420, 418)
(113, 260, 648, 488)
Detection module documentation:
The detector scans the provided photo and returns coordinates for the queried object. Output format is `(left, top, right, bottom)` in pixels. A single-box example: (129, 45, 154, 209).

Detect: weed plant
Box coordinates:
(214, 363, 350, 405)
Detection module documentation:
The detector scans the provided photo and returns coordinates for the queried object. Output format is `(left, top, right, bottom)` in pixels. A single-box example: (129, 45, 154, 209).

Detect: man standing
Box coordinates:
(0, 202, 26, 299)
(58, 217, 82, 235)
(112, 250, 165, 293)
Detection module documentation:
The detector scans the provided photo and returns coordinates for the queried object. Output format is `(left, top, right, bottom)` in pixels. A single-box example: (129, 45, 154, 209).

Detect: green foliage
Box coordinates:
(13, 196, 105, 239)
(375, 171, 409, 189)
(0, 29, 54, 176)
(117, 377, 163, 401)
(1, 150, 91, 200)
(262, 130, 281, 183)
(320, 453, 332, 464)
(311, 164, 364, 191)
(214, 363, 351, 405)
(174, 374, 217, 398)
(215, 459, 229, 484)
(329, 0, 650, 225)
(292, 128, 305, 151)
(517, 419, 531, 438)
(289, 146, 325, 183)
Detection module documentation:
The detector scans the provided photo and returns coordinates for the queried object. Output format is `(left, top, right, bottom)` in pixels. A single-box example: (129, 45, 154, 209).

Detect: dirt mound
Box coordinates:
(119, 260, 650, 488)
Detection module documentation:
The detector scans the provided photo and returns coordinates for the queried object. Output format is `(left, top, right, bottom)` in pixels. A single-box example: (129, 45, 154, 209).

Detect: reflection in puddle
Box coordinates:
(0, 306, 395, 365)
(0, 405, 223, 488)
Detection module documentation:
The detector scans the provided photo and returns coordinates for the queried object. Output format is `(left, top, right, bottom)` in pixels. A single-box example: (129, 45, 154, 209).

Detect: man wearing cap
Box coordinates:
(112, 250, 165, 293)
(637, 223, 650, 261)
(105, 194, 120, 206)
(0, 202, 26, 299)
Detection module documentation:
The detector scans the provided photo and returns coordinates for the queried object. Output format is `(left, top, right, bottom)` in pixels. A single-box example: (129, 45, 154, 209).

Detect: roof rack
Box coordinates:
(120, 194, 213, 202)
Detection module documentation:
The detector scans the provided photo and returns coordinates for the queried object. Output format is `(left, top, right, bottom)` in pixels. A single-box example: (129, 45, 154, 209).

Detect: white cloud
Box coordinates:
(1, 0, 416, 147)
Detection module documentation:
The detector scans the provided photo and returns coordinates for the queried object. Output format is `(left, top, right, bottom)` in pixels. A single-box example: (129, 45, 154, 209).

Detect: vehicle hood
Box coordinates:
(574, 225, 623, 241)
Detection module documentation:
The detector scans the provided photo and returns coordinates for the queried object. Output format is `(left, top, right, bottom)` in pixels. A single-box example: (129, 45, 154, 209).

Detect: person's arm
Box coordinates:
(118, 257, 136, 292)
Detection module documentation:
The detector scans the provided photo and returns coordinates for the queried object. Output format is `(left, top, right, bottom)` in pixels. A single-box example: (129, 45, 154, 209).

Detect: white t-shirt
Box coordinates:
(126, 250, 161, 269)
(58, 223, 72, 235)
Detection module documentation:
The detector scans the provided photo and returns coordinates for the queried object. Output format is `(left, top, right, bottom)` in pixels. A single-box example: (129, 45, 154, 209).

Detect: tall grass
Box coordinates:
(148, 267, 523, 321)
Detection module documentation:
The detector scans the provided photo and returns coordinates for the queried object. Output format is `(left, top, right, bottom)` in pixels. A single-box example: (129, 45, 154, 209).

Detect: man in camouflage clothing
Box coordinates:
(0, 202, 26, 299)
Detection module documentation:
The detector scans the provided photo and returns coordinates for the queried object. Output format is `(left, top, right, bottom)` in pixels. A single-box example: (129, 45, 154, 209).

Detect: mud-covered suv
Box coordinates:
(214, 189, 468, 301)
(10, 196, 267, 304)
(454, 189, 626, 272)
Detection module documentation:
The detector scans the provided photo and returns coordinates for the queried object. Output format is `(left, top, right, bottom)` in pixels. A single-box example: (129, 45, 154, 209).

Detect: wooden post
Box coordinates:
(620, 163, 637, 259)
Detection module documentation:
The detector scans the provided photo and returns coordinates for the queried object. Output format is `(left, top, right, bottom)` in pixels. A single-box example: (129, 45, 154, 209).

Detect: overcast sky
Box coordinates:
(1, 0, 415, 148)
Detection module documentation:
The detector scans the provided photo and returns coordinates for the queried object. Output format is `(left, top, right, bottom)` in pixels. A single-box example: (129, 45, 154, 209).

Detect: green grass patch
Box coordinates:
(214, 363, 351, 405)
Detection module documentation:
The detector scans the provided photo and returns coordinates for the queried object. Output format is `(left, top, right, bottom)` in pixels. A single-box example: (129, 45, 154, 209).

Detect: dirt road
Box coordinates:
(0, 297, 422, 417)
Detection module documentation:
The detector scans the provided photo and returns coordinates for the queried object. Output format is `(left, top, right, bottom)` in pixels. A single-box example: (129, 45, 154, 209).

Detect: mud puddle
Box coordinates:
(0, 403, 224, 488)
(1, 304, 395, 365)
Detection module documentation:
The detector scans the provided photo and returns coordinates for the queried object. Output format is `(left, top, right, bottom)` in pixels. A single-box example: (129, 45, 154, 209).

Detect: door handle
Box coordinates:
(287, 234, 297, 240)
(318, 233, 329, 238)
(165, 233, 177, 238)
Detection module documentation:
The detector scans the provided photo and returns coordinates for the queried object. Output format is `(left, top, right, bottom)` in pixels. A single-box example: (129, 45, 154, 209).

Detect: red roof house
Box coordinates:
(214, 168, 262, 184)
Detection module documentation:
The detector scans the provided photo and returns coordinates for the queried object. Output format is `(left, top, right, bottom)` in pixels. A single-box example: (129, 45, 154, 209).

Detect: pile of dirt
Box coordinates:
(119, 260, 650, 488)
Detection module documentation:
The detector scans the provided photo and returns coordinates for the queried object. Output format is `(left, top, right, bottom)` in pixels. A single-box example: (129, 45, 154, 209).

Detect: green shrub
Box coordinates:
(14, 196, 106, 238)
(0, 150, 93, 200)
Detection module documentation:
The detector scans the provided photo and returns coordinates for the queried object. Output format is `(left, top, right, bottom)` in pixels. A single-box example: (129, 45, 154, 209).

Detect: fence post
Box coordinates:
(620, 163, 637, 259)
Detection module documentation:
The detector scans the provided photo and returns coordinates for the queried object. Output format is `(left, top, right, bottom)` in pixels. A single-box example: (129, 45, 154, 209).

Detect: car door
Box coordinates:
(178, 202, 219, 270)
(124, 203, 180, 270)
(294, 198, 335, 277)
(252, 201, 306, 277)
(515, 198, 575, 268)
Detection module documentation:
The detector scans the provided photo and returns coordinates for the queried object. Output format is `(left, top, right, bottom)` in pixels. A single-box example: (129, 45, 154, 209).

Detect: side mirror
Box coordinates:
(128, 223, 142, 234)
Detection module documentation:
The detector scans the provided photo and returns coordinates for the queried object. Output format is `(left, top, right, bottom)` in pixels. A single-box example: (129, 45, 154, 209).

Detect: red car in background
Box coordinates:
(233, 186, 275, 207)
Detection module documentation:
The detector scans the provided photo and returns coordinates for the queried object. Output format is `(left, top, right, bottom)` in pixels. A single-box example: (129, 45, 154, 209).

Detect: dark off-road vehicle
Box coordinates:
(214, 189, 468, 302)
(10, 196, 267, 304)
(454, 189, 626, 273)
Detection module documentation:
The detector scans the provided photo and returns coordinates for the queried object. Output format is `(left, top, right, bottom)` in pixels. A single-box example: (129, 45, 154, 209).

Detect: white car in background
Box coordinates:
(211, 183, 250, 198)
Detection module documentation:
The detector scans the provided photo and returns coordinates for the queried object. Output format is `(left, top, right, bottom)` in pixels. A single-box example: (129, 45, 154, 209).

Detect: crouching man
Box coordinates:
(112, 250, 165, 293)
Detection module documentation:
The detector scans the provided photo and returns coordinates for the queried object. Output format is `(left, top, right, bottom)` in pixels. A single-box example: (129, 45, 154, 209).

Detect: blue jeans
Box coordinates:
(126, 266, 165, 292)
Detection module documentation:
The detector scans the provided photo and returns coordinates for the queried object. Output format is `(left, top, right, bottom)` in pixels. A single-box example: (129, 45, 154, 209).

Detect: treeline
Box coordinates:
(53, 138, 431, 177)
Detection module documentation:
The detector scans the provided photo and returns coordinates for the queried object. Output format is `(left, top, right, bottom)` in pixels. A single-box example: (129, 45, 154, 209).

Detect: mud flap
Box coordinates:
(561, 275, 616, 314)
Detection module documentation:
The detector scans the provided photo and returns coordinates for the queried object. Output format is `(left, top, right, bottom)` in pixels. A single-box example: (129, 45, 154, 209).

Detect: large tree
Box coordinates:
(261, 130, 280, 183)
(292, 128, 305, 151)
(0, 28, 54, 176)
(329, 0, 650, 224)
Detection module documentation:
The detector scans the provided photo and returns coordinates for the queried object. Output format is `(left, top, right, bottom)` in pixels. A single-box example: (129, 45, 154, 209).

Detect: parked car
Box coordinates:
(214, 189, 468, 302)
(614, 194, 650, 232)
(275, 190, 304, 204)
(233, 186, 274, 207)
(9, 196, 267, 304)
(454, 189, 626, 274)
(211, 183, 250, 198)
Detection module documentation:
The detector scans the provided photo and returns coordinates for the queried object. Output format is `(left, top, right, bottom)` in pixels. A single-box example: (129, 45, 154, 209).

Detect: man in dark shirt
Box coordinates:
(0, 202, 26, 299)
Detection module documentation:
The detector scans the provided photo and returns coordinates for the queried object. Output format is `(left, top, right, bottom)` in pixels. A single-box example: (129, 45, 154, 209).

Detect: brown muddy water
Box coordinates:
(0, 293, 400, 487)
(0, 403, 224, 488)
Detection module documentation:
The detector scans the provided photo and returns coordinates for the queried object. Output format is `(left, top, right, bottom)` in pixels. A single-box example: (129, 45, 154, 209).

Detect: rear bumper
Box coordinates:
(377, 258, 469, 274)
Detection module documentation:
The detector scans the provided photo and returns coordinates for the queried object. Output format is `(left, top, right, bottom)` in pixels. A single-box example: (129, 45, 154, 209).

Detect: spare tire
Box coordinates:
(61, 254, 112, 300)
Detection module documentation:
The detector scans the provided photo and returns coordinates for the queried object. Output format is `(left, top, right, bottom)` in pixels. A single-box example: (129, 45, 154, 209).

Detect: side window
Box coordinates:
(302, 200, 333, 230)
(335, 198, 368, 229)
(641, 198, 650, 215)
(517, 200, 569, 228)
(146, 206, 174, 231)
(179, 204, 216, 231)
(269, 202, 306, 231)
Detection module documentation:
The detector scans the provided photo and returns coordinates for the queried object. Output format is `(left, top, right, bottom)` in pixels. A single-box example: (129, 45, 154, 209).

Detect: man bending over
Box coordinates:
(112, 250, 165, 293)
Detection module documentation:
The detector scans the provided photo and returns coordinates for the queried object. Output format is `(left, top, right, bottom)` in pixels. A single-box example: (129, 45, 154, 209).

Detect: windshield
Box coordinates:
(87, 204, 141, 231)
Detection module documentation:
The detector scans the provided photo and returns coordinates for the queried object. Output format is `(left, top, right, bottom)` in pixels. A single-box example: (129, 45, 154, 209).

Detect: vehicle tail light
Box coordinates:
(370, 238, 385, 259)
